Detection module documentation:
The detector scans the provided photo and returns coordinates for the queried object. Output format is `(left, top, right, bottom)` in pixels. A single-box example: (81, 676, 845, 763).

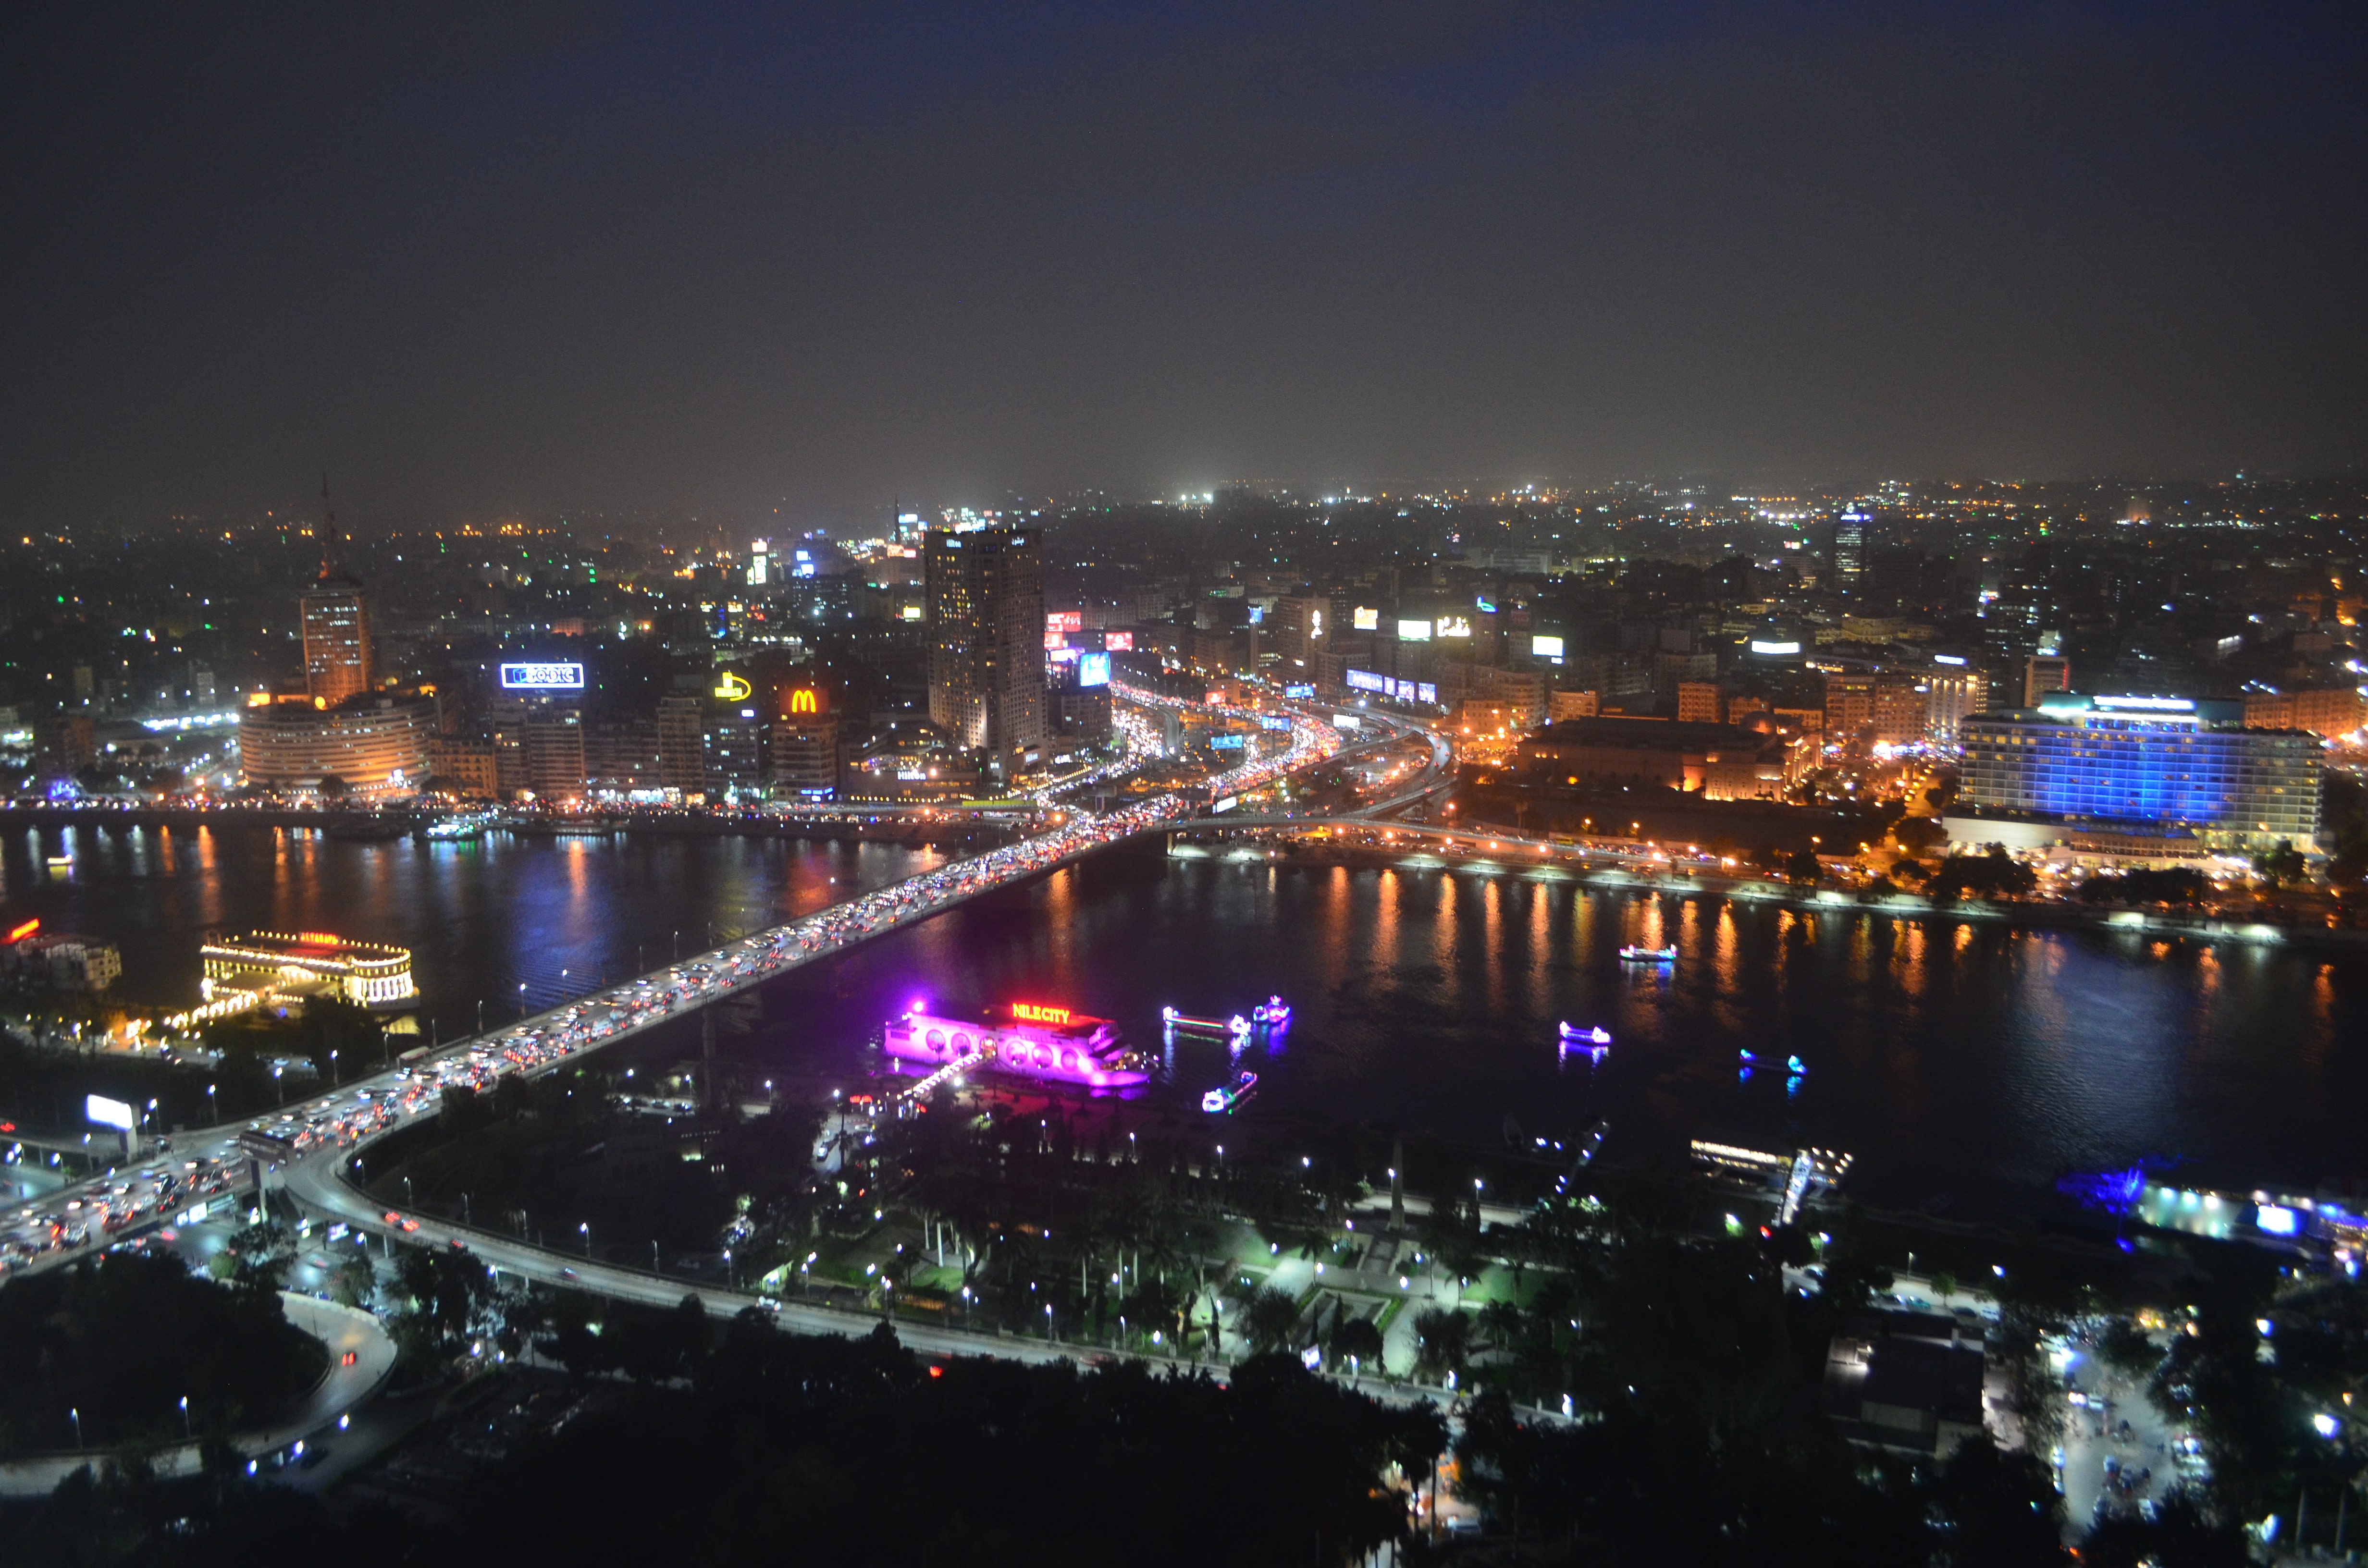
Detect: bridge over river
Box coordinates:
(0, 698, 1353, 1284)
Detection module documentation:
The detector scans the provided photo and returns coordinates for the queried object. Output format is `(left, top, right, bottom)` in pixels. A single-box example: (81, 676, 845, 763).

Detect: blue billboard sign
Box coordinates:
(1077, 651, 1110, 687)
(500, 662, 585, 690)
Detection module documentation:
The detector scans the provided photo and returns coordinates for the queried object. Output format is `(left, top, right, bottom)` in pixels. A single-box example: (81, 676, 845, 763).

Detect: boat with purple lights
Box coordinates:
(884, 1000, 1149, 1091)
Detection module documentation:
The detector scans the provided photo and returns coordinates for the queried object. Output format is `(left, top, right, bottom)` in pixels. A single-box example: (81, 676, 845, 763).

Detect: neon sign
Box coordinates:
(499, 661, 585, 690)
(4, 918, 38, 943)
(1010, 1002, 1071, 1025)
(786, 688, 820, 714)
(298, 931, 342, 945)
(712, 672, 753, 701)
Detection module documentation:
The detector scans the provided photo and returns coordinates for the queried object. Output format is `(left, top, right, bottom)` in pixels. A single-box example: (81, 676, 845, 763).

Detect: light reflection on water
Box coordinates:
(7, 824, 2363, 1210)
(777, 851, 2368, 1212)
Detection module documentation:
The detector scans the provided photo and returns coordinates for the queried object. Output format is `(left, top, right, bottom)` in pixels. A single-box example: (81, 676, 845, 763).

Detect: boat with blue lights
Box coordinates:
(1618, 945, 1676, 963)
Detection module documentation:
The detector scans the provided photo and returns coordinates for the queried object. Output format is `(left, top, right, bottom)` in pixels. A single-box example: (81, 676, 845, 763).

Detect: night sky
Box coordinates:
(2, 3, 2362, 524)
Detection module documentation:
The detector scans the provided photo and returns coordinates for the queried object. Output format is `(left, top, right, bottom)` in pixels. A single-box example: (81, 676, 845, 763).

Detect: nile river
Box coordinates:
(7, 820, 2364, 1211)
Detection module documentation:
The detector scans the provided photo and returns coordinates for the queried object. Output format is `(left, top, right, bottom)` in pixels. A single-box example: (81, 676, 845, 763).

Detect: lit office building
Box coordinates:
(768, 686, 839, 798)
(238, 693, 434, 796)
(1270, 593, 1327, 675)
(703, 702, 765, 798)
(490, 700, 587, 797)
(1920, 661, 1990, 745)
(1956, 694, 2321, 852)
(925, 524, 1045, 776)
(301, 573, 374, 706)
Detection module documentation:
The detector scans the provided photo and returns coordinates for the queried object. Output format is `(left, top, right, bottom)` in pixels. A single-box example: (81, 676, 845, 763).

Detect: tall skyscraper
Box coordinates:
(925, 525, 1045, 774)
(1829, 511, 1868, 595)
(302, 485, 372, 705)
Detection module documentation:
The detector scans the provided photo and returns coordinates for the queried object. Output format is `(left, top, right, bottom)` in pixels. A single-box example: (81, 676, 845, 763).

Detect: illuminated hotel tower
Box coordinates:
(925, 524, 1045, 775)
(301, 480, 373, 706)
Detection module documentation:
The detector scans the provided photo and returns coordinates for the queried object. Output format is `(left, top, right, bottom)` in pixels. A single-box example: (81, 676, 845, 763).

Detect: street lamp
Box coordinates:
(518, 981, 528, 1017)
(329, 1049, 338, 1086)
(179, 1396, 191, 1440)
(69, 1407, 82, 1450)
(402, 1177, 413, 1206)
(272, 1065, 285, 1106)
(580, 1222, 591, 1257)
(207, 1082, 217, 1121)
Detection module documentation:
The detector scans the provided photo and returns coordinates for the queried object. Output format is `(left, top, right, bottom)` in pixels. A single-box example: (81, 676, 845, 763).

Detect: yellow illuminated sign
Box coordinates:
(712, 672, 752, 701)
(787, 688, 819, 714)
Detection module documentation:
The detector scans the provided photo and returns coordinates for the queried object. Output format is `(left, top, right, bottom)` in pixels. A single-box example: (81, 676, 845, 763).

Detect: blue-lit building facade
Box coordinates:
(1957, 694, 2321, 852)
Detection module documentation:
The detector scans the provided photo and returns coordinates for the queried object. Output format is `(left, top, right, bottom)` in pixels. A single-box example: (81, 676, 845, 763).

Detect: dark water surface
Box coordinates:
(9, 821, 2366, 1210)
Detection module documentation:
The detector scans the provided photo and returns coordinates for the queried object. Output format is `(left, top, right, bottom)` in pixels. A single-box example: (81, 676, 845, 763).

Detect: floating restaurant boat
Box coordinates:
(1618, 945, 1676, 962)
(885, 1000, 1148, 1091)
(1738, 1050, 1807, 1075)
(1201, 1071, 1258, 1114)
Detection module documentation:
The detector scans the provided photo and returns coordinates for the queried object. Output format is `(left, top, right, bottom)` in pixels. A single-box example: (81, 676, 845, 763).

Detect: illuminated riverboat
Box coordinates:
(1201, 1071, 1257, 1114)
(199, 930, 416, 1009)
(885, 1001, 1149, 1091)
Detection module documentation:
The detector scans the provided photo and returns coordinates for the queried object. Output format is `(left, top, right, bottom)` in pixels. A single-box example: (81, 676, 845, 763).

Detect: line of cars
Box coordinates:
(7, 700, 1338, 1281)
(2, 1152, 240, 1272)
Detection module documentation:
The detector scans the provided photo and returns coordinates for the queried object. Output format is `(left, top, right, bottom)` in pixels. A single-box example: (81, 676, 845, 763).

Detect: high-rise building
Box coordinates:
(2242, 686, 2365, 739)
(302, 573, 373, 706)
(2023, 655, 2072, 708)
(426, 736, 501, 797)
(703, 705, 765, 798)
(1271, 594, 1328, 674)
(1829, 512, 1869, 595)
(1823, 669, 1924, 749)
(926, 525, 1045, 775)
(768, 685, 839, 798)
(584, 720, 663, 793)
(656, 696, 705, 793)
(1957, 694, 2321, 852)
(1676, 682, 1724, 725)
(1921, 662, 1990, 744)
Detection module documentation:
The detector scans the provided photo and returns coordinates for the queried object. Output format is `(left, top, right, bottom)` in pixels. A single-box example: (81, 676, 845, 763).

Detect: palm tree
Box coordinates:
(1414, 1306, 1471, 1381)
(1243, 1285, 1303, 1355)
(1478, 1298, 1526, 1353)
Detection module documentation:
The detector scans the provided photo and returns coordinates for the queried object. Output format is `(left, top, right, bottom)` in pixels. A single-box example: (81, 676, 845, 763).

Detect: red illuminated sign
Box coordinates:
(1103, 630, 1133, 652)
(1010, 1002, 1072, 1025)
(4, 919, 38, 943)
(1046, 611, 1083, 634)
(298, 931, 341, 945)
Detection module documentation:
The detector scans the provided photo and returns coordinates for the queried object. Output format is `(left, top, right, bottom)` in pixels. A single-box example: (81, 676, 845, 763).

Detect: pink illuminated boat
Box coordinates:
(885, 1000, 1149, 1091)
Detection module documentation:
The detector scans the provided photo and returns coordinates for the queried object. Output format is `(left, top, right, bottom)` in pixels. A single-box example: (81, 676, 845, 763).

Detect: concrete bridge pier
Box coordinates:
(700, 1004, 718, 1113)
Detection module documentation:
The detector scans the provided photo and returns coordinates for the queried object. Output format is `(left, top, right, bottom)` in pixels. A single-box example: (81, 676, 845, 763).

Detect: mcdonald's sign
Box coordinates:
(784, 688, 823, 716)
